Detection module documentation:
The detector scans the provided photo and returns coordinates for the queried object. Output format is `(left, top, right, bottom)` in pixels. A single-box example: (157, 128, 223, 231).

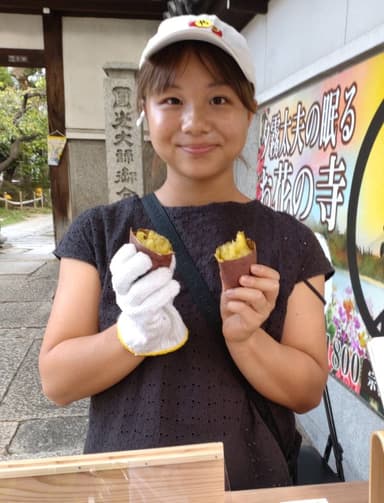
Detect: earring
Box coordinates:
(136, 110, 145, 127)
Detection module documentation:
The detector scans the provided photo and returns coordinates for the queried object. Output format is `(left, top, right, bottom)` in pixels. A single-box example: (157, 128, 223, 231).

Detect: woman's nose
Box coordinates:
(181, 104, 211, 134)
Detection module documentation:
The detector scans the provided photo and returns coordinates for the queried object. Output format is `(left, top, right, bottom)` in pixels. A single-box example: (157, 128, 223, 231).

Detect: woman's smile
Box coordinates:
(180, 143, 218, 155)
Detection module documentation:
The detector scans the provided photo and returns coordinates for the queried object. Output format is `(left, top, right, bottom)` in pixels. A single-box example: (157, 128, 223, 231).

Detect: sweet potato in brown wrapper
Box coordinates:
(129, 228, 173, 270)
(214, 231, 257, 290)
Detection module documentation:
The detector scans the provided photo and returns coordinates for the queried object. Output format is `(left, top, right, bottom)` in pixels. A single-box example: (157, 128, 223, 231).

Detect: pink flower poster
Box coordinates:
(257, 50, 384, 416)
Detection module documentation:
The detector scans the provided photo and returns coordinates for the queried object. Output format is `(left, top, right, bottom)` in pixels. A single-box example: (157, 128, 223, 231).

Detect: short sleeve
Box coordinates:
(54, 208, 97, 267)
(296, 223, 334, 282)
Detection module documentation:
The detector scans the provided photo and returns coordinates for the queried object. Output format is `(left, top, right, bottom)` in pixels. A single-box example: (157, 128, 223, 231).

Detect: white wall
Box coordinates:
(241, 0, 384, 482)
(243, 0, 384, 101)
(346, 0, 384, 40)
(62, 17, 158, 138)
(0, 13, 43, 49)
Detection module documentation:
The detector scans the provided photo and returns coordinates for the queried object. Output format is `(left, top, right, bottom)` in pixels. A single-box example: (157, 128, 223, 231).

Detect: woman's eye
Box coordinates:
(211, 96, 227, 105)
(163, 97, 181, 105)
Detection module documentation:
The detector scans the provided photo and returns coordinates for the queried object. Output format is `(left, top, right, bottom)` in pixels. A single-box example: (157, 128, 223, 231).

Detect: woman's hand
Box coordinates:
(221, 271, 329, 413)
(220, 263, 280, 344)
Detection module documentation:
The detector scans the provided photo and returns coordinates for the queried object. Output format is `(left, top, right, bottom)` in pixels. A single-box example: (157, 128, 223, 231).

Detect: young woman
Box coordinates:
(39, 14, 333, 490)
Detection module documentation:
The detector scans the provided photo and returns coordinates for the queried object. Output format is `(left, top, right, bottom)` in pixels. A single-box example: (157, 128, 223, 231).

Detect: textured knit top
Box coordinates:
(55, 195, 333, 490)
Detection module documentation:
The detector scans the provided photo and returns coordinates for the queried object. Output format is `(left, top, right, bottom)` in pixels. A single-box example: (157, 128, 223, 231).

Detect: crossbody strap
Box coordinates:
(141, 193, 292, 460)
(304, 281, 344, 480)
(141, 192, 344, 479)
(323, 385, 345, 480)
(141, 192, 222, 333)
(141, 193, 287, 450)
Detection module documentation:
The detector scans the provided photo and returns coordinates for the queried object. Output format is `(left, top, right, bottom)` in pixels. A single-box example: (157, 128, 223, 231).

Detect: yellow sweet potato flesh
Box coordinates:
(135, 229, 172, 255)
(215, 231, 252, 261)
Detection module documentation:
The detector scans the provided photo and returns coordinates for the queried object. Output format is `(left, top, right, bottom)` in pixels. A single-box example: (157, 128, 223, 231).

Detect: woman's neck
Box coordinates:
(155, 177, 251, 207)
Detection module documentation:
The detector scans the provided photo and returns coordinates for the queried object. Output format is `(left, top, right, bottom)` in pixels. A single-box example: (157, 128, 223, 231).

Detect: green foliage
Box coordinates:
(0, 67, 48, 198)
(312, 224, 384, 283)
(328, 230, 348, 269)
(357, 246, 384, 283)
(0, 67, 14, 89)
(26, 68, 46, 89)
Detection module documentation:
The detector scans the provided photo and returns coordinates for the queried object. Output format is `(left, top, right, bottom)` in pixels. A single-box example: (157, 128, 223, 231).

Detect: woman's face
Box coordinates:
(144, 51, 254, 185)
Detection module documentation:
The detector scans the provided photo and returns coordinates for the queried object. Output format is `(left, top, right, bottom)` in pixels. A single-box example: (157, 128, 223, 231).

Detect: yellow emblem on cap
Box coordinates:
(188, 18, 223, 37)
(195, 19, 213, 28)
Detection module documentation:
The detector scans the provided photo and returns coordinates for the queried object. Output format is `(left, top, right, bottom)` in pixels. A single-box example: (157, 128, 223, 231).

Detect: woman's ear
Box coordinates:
(247, 100, 258, 124)
(136, 110, 145, 127)
(247, 111, 255, 126)
(136, 99, 146, 127)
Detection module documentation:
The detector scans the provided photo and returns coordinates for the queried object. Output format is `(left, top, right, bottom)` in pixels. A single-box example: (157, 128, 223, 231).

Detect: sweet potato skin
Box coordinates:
(216, 235, 257, 290)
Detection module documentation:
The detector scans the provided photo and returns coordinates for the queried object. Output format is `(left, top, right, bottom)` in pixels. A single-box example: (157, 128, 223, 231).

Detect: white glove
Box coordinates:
(110, 243, 188, 356)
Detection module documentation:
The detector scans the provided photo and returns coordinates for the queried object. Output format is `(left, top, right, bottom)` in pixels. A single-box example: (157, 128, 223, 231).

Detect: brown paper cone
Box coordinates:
(218, 239, 257, 290)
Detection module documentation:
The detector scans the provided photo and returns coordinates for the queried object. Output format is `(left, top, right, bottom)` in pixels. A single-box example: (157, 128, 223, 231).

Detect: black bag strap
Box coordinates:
(141, 192, 222, 333)
(303, 280, 345, 481)
(323, 385, 345, 480)
(141, 193, 290, 451)
(141, 192, 344, 481)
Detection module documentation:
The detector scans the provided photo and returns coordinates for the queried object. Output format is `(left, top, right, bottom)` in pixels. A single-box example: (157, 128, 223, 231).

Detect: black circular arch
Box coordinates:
(347, 99, 384, 338)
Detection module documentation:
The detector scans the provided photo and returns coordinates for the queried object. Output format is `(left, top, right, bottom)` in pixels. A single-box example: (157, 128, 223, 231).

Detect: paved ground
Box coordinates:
(0, 214, 88, 462)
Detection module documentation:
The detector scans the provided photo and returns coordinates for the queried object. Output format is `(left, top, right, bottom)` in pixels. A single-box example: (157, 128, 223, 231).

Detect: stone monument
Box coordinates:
(103, 63, 144, 202)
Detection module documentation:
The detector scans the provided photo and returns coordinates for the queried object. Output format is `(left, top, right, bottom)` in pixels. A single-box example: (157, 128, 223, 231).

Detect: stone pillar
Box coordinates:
(103, 63, 144, 202)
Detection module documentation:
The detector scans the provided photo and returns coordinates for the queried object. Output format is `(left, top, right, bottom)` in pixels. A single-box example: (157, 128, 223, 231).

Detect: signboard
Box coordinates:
(47, 132, 67, 166)
(257, 51, 384, 416)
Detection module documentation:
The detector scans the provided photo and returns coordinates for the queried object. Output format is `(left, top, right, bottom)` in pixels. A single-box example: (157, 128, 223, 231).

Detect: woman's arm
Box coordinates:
(221, 265, 328, 413)
(39, 257, 144, 406)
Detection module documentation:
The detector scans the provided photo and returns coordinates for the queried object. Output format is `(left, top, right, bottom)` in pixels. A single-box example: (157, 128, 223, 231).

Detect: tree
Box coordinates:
(0, 67, 48, 197)
(0, 67, 14, 89)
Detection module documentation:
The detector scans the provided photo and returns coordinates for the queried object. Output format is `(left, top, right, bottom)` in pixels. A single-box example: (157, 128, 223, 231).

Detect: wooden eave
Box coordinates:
(0, 0, 269, 31)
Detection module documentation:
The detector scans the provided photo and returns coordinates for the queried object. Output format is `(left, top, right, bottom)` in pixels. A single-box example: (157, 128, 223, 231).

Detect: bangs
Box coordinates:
(136, 41, 256, 113)
(143, 50, 185, 96)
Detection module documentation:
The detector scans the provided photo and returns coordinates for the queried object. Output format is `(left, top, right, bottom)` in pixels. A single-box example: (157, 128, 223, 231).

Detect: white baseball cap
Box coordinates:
(139, 14, 256, 88)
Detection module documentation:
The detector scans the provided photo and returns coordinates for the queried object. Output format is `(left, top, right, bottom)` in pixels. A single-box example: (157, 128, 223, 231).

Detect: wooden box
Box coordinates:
(0, 442, 224, 502)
